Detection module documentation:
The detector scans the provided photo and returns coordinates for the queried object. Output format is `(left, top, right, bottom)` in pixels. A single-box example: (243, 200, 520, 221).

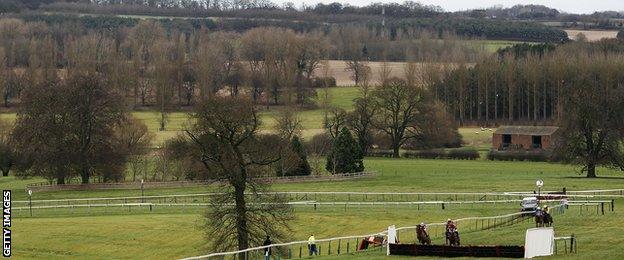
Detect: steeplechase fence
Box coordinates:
(179, 206, 567, 260)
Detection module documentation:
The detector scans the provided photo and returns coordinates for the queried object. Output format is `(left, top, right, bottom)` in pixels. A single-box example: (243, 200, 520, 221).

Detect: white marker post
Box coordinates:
(28, 189, 33, 217)
(536, 179, 544, 197)
(141, 179, 145, 203)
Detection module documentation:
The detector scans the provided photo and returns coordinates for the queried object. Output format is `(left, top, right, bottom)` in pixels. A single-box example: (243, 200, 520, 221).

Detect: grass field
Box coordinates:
(473, 40, 525, 52)
(10, 204, 624, 259)
(7, 156, 624, 259)
(9, 156, 624, 200)
(0, 86, 364, 145)
(0, 86, 498, 147)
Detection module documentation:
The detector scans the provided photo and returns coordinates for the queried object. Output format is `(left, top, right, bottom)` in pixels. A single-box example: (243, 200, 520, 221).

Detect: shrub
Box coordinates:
(367, 149, 395, 158)
(305, 132, 332, 156)
(403, 148, 480, 160)
(487, 150, 551, 162)
(447, 149, 480, 160)
(403, 149, 446, 159)
(312, 77, 337, 88)
(618, 30, 624, 41)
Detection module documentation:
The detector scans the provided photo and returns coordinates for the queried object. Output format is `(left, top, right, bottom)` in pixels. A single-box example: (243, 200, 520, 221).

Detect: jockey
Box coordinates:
(535, 206, 543, 216)
(419, 222, 427, 231)
(446, 219, 457, 231)
(543, 205, 550, 214)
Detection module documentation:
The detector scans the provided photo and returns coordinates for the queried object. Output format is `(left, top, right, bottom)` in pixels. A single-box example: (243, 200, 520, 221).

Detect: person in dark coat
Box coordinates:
(263, 235, 272, 260)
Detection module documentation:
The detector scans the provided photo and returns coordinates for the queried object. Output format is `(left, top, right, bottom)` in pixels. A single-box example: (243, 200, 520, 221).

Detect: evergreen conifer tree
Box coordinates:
(326, 127, 364, 174)
(285, 136, 311, 176)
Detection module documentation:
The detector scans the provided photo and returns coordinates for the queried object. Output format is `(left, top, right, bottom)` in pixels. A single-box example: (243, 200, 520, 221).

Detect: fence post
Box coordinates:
(338, 239, 341, 255)
(611, 199, 615, 212)
(347, 241, 350, 254)
(570, 234, 575, 253)
(601, 203, 604, 215)
(299, 245, 302, 258)
(328, 241, 331, 255)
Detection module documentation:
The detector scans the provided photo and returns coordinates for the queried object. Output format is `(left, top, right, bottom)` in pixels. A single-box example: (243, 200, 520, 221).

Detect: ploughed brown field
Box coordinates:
(565, 29, 619, 41)
(313, 60, 460, 86)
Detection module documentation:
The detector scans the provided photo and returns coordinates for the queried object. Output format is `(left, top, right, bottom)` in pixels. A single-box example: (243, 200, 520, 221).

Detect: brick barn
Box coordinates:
(492, 126, 559, 151)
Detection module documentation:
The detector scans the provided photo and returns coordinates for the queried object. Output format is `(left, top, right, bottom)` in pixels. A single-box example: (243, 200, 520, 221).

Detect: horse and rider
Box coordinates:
(535, 205, 553, 227)
(445, 219, 461, 246)
(416, 223, 431, 245)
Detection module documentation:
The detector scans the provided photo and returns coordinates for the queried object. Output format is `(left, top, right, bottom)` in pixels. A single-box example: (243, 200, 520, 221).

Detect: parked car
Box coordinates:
(521, 197, 539, 212)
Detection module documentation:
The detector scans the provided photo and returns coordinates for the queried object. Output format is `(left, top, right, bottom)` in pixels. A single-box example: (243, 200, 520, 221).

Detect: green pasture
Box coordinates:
(11, 157, 624, 201)
(470, 40, 523, 53)
(10, 197, 624, 259)
(5, 155, 624, 259)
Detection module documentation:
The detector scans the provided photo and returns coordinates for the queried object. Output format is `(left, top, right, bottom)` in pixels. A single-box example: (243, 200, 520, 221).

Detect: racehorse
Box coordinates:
(535, 211, 553, 227)
(446, 228, 460, 246)
(416, 225, 431, 245)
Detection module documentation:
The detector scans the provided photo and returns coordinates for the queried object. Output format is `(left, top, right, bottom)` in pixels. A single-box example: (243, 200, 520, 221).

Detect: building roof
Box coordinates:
(494, 126, 559, 136)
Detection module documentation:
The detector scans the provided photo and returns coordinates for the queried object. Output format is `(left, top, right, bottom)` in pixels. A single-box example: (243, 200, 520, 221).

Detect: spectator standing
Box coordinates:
(308, 234, 317, 256)
(263, 235, 272, 260)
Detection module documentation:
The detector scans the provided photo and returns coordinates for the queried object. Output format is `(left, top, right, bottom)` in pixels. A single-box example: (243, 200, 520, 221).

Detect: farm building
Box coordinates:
(492, 126, 559, 151)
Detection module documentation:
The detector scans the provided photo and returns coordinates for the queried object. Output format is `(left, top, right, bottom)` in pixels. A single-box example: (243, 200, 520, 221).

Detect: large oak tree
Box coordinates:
(555, 57, 624, 178)
(180, 96, 292, 254)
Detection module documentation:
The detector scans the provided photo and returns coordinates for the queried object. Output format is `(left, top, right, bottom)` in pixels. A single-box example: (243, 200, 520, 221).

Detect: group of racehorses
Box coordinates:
(416, 220, 460, 246)
(535, 207, 553, 227)
(415, 208, 553, 247)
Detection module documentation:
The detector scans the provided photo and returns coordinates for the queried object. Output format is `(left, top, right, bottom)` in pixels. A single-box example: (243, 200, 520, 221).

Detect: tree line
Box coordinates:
(432, 39, 624, 125)
(0, 18, 490, 111)
(11, 0, 570, 43)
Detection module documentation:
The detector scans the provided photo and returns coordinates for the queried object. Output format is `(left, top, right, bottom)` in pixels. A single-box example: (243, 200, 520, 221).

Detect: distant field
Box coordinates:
(1, 86, 494, 147)
(474, 40, 525, 52)
(565, 30, 619, 41)
(314, 61, 444, 87)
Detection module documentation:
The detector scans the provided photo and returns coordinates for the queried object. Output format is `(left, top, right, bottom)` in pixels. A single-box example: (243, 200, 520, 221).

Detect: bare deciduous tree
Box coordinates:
(555, 56, 624, 178)
(373, 78, 423, 158)
(181, 96, 293, 254)
(323, 106, 348, 139)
